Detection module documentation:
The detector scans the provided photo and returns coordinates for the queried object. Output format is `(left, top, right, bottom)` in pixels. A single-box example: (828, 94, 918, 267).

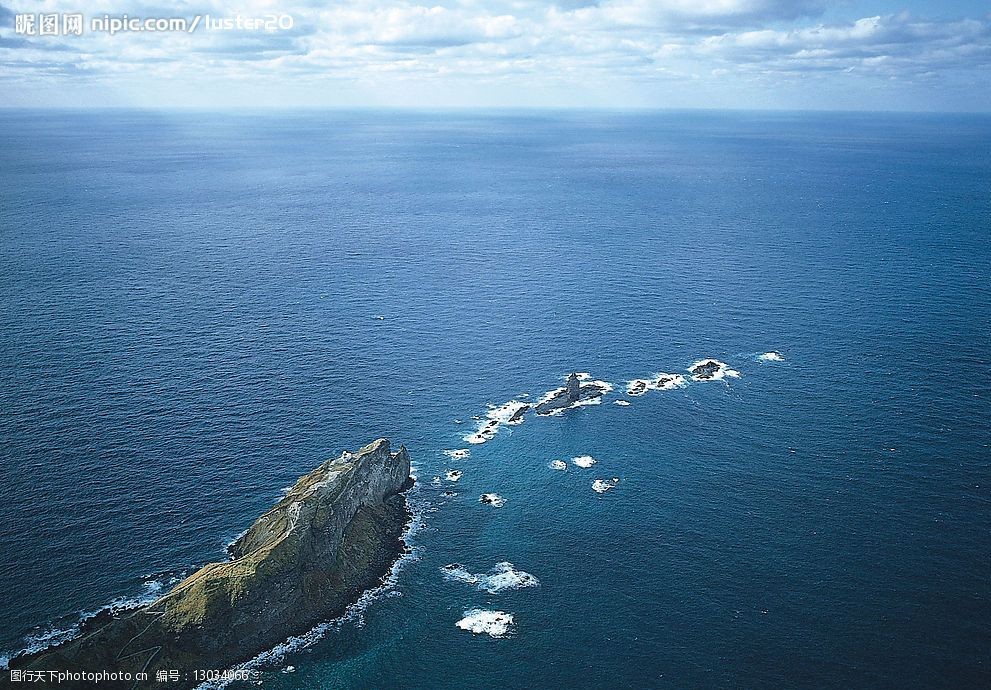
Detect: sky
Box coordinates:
(0, 0, 989, 110)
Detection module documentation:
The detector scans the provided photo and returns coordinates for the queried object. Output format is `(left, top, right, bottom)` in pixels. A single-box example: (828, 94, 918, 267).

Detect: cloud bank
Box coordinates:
(0, 0, 988, 109)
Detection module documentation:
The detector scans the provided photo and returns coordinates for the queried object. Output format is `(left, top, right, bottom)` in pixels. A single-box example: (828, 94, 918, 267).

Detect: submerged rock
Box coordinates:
(479, 493, 506, 507)
(592, 478, 620, 494)
(441, 561, 539, 594)
(456, 609, 515, 637)
(10, 439, 413, 689)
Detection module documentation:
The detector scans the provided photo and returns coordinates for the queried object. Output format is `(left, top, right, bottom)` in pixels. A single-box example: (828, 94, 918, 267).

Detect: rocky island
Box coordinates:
(534, 373, 609, 415)
(9, 439, 413, 689)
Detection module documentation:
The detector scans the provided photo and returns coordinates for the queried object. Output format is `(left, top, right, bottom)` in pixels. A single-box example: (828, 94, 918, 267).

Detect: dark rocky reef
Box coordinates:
(689, 360, 723, 380)
(534, 373, 606, 415)
(8, 439, 413, 690)
(507, 404, 529, 424)
(628, 380, 649, 396)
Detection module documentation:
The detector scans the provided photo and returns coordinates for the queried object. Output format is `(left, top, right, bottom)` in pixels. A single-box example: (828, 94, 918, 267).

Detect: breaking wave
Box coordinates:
(479, 493, 506, 507)
(592, 478, 620, 494)
(0, 571, 188, 670)
(441, 561, 539, 594)
(464, 400, 529, 444)
(456, 609, 515, 638)
(573, 455, 596, 468)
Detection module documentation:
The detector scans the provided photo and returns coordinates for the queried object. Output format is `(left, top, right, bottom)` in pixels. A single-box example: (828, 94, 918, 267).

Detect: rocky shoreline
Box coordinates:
(8, 439, 413, 690)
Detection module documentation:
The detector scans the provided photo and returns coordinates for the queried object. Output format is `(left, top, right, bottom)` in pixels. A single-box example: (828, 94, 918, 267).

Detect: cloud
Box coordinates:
(554, 0, 828, 31)
(692, 14, 991, 76)
(323, 5, 523, 48)
(0, 0, 988, 109)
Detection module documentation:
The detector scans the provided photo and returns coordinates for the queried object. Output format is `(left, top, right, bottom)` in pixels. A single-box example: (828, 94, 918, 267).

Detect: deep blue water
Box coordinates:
(0, 110, 988, 689)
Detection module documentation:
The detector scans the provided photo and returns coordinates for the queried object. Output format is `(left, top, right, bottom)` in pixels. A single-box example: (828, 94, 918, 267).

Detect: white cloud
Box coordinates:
(0, 1, 988, 109)
(692, 14, 991, 77)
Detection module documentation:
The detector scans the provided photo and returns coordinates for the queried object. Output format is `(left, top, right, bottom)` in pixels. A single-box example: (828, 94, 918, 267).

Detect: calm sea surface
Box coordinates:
(0, 110, 988, 688)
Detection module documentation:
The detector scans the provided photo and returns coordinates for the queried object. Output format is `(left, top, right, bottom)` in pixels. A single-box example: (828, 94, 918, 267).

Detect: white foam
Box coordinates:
(549, 459, 568, 471)
(443, 448, 470, 459)
(592, 478, 620, 494)
(441, 563, 479, 586)
(445, 470, 463, 482)
(431, 476, 442, 486)
(481, 562, 539, 593)
(535, 385, 567, 407)
(490, 400, 530, 424)
(571, 395, 605, 410)
(442, 561, 539, 594)
(1, 571, 187, 667)
(464, 400, 529, 443)
(689, 359, 740, 382)
(479, 493, 506, 507)
(628, 373, 686, 395)
(653, 373, 687, 390)
(573, 455, 596, 468)
(758, 351, 784, 362)
(614, 399, 631, 406)
(587, 379, 614, 395)
(6, 624, 80, 662)
(465, 418, 500, 445)
(456, 609, 515, 638)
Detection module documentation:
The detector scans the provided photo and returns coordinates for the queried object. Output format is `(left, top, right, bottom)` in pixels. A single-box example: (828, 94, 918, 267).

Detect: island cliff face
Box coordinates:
(10, 439, 412, 689)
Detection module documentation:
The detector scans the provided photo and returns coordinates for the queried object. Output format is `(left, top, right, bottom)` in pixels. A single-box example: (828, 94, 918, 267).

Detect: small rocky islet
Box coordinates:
(534, 372, 609, 415)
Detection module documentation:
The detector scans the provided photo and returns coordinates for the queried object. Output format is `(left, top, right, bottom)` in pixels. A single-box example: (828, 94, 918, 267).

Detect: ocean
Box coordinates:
(0, 110, 988, 689)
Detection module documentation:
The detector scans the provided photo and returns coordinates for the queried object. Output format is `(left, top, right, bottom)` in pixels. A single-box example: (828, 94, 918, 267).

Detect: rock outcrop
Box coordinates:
(689, 360, 722, 380)
(534, 373, 607, 415)
(565, 372, 581, 401)
(9, 439, 413, 689)
(507, 404, 529, 424)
